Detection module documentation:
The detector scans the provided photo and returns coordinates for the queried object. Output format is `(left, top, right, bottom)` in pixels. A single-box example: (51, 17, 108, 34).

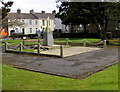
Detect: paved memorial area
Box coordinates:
(2, 46, 119, 79)
(41, 46, 101, 57)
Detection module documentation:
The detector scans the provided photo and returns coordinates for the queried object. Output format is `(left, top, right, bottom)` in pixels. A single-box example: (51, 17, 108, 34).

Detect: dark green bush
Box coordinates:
(9, 33, 100, 39)
(106, 32, 112, 39)
(10, 34, 38, 39)
(53, 33, 99, 38)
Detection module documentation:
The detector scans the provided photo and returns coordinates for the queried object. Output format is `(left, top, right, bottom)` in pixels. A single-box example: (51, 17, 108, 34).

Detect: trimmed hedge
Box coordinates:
(53, 33, 99, 38)
(9, 33, 100, 39)
(10, 34, 39, 39)
(106, 32, 112, 39)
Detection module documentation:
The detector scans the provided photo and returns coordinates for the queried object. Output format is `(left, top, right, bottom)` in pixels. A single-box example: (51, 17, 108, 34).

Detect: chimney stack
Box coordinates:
(30, 9, 34, 14)
(41, 11, 45, 14)
(52, 10, 56, 15)
(17, 9, 21, 14)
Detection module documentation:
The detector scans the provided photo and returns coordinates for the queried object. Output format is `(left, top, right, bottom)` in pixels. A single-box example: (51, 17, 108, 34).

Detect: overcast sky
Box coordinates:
(2, 0, 59, 13)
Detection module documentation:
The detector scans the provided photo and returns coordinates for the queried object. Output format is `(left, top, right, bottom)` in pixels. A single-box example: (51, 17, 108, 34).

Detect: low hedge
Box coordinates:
(106, 32, 112, 39)
(10, 34, 39, 39)
(53, 33, 99, 38)
(9, 33, 100, 39)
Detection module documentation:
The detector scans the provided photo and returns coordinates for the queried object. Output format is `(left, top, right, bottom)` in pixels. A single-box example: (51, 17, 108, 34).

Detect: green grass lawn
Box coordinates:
(2, 64, 119, 90)
(14, 48, 36, 53)
(1, 38, 102, 53)
(1, 39, 21, 45)
(1, 38, 102, 50)
(2, 38, 101, 45)
(108, 39, 120, 45)
(55, 38, 120, 46)
(2, 39, 40, 46)
(55, 38, 101, 43)
(2, 38, 119, 46)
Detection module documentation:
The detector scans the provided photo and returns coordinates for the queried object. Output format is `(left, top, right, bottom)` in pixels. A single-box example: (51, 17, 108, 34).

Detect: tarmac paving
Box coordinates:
(1, 46, 119, 79)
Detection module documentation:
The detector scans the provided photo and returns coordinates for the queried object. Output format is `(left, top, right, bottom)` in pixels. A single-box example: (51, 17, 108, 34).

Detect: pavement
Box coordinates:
(40, 46, 101, 57)
(2, 46, 119, 79)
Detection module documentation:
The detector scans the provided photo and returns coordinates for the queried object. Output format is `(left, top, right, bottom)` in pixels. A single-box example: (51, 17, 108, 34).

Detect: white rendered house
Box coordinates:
(54, 18, 69, 33)
(8, 9, 55, 36)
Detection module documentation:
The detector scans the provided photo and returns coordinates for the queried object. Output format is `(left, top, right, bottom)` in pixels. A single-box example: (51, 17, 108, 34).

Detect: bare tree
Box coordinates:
(8, 19, 26, 28)
(0, 0, 13, 32)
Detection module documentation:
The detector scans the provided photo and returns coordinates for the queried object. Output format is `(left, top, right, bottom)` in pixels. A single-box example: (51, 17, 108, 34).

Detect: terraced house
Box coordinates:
(8, 9, 55, 36)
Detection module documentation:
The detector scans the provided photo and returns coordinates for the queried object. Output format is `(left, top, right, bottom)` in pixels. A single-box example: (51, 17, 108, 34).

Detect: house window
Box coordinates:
(22, 28, 25, 34)
(35, 20, 38, 25)
(118, 20, 120, 23)
(29, 20, 32, 25)
(36, 28, 38, 31)
(36, 28, 38, 34)
(49, 20, 51, 26)
(42, 20, 45, 26)
(15, 28, 18, 30)
(30, 28, 32, 33)
(119, 23, 120, 28)
(22, 20, 24, 23)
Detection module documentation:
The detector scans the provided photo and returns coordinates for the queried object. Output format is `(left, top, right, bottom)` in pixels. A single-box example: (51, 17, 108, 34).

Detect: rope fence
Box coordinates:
(5, 42, 64, 58)
(21, 43, 36, 50)
(65, 38, 107, 48)
(5, 38, 107, 58)
(22, 40, 40, 45)
(5, 42, 20, 50)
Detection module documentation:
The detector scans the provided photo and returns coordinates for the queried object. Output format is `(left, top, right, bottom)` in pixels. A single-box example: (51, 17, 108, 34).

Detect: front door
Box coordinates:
(22, 28, 25, 34)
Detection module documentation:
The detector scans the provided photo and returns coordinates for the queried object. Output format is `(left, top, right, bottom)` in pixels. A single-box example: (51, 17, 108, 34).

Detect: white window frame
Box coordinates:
(30, 28, 32, 33)
(29, 20, 32, 25)
(42, 20, 45, 26)
(35, 20, 38, 25)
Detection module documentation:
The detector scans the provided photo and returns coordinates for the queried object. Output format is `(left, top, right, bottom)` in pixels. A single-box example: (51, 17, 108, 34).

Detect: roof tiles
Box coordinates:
(8, 13, 55, 19)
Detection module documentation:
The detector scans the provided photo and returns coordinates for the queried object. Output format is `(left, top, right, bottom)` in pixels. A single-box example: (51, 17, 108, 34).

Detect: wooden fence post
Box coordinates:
(20, 42, 22, 53)
(5, 42, 8, 51)
(22, 37, 26, 45)
(83, 40, 86, 47)
(60, 45, 63, 58)
(22, 40, 25, 45)
(103, 40, 107, 48)
(66, 38, 69, 46)
(37, 43, 40, 54)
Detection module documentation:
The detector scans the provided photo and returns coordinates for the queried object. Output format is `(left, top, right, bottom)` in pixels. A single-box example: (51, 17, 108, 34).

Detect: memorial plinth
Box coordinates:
(43, 28, 54, 46)
(43, 17, 54, 46)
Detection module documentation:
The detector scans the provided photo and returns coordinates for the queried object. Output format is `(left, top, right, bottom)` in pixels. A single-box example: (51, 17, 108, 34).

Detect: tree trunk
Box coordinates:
(94, 20, 107, 40)
(83, 25, 87, 37)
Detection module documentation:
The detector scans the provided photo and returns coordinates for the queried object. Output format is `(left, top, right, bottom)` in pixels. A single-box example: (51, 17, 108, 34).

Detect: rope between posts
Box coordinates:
(66, 38, 84, 44)
(7, 43, 20, 49)
(66, 38, 104, 45)
(67, 39, 73, 43)
(29, 41, 39, 44)
(84, 39, 104, 45)
(24, 41, 39, 45)
(21, 44, 35, 50)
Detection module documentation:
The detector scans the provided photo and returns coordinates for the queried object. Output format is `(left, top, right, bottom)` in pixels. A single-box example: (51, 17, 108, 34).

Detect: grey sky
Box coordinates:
(3, 0, 59, 13)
